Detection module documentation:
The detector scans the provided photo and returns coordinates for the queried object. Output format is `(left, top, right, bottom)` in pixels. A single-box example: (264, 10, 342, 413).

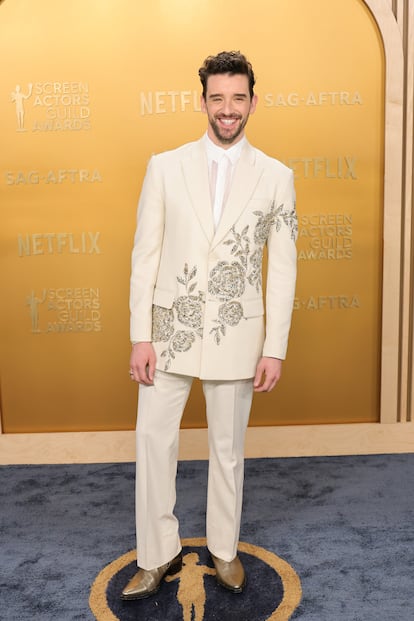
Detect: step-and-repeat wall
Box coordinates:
(0, 0, 384, 432)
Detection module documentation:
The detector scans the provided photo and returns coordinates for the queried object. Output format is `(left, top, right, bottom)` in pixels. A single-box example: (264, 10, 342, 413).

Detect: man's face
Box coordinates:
(201, 73, 257, 148)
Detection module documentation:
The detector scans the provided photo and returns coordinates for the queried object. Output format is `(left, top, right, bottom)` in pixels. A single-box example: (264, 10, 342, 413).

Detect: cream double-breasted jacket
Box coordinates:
(130, 138, 297, 380)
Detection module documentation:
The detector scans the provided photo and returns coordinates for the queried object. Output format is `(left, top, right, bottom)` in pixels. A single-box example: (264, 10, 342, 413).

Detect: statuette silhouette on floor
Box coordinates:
(165, 552, 216, 621)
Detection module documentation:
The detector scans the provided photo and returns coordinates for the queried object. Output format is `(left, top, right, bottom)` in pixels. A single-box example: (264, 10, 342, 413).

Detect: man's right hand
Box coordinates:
(129, 342, 156, 385)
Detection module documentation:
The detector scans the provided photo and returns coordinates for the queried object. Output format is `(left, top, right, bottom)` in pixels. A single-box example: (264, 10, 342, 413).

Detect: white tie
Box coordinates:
(213, 154, 229, 230)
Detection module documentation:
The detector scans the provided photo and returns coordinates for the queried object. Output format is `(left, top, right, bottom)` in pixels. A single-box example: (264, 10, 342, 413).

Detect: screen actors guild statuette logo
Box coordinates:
(26, 287, 102, 334)
(164, 552, 215, 621)
(27, 289, 47, 333)
(10, 81, 91, 132)
(11, 84, 33, 132)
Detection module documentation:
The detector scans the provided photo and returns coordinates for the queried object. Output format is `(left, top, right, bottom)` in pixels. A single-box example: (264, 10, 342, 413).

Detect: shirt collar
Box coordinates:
(203, 132, 246, 166)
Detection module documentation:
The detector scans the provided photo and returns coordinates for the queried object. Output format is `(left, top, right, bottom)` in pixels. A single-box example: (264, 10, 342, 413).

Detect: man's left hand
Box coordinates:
(253, 357, 282, 392)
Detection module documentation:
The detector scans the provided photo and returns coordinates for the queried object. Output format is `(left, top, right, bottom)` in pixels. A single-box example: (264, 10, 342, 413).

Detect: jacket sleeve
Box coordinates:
(262, 169, 297, 359)
(129, 156, 165, 342)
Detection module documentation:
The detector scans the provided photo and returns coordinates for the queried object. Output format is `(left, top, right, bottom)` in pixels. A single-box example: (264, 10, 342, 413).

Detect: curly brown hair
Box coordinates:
(198, 51, 256, 99)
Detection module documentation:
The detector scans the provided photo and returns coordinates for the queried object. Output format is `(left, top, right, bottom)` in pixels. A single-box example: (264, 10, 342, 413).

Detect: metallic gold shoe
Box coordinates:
(121, 551, 182, 600)
(211, 553, 246, 593)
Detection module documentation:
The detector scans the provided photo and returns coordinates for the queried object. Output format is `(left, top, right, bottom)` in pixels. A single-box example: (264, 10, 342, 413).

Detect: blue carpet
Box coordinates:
(1, 454, 414, 620)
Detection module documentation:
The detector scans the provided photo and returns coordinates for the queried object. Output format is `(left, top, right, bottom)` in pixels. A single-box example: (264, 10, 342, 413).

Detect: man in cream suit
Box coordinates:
(122, 51, 297, 600)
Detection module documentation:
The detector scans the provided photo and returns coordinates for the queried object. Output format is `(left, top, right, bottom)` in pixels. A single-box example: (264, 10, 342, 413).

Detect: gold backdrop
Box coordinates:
(0, 0, 384, 432)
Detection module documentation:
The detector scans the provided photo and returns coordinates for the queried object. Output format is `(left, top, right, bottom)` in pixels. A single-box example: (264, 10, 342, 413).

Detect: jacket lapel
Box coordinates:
(181, 140, 215, 243)
(181, 139, 264, 248)
(211, 142, 263, 249)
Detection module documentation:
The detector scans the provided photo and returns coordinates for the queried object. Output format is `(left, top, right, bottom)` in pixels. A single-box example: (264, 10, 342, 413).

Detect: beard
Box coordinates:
(209, 114, 249, 146)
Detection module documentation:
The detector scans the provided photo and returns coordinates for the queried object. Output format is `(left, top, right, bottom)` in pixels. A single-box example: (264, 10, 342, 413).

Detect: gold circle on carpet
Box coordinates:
(89, 537, 302, 621)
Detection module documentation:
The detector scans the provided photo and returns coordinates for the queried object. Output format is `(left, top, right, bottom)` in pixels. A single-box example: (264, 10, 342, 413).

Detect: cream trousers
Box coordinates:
(135, 370, 253, 570)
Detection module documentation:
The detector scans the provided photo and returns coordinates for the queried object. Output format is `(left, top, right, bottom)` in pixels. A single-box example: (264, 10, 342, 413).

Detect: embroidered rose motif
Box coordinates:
(171, 330, 195, 352)
(208, 261, 245, 302)
(210, 301, 245, 344)
(152, 306, 174, 342)
(218, 301, 244, 326)
(174, 295, 203, 329)
(157, 264, 204, 370)
(253, 210, 277, 246)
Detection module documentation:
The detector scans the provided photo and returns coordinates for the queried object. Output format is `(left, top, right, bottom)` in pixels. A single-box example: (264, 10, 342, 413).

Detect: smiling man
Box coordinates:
(201, 72, 256, 145)
(123, 51, 297, 601)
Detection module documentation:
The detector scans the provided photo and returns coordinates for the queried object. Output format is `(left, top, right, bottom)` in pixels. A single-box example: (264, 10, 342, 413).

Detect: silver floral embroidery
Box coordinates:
(153, 198, 296, 356)
(253, 206, 277, 246)
(255, 200, 298, 244)
(248, 201, 298, 291)
(174, 296, 203, 332)
(219, 301, 244, 326)
(247, 248, 263, 293)
(275, 201, 298, 241)
(222, 225, 250, 271)
(152, 306, 174, 342)
(210, 301, 245, 345)
(154, 264, 204, 371)
(208, 199, 296, 343)
(171, 330, 195, 352)
(208, 261, 245, 301)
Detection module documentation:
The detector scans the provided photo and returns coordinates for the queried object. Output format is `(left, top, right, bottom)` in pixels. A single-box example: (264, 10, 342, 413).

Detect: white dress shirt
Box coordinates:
(204, 133, 246, 229)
